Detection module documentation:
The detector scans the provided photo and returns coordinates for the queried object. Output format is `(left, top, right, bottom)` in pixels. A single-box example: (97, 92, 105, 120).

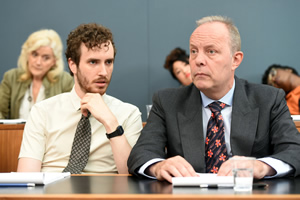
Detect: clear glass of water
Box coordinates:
(230, 157, 255, 192)
(146, 105, 152, 118)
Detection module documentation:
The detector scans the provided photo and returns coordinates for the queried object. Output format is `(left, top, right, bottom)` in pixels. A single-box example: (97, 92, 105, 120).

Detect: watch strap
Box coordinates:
(106, 125, 124, 139)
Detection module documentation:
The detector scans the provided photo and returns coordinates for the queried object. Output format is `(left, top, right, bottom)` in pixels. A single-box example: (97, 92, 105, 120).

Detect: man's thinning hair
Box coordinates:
(196, 16, 241, 54)
(65, 23, 116, 76)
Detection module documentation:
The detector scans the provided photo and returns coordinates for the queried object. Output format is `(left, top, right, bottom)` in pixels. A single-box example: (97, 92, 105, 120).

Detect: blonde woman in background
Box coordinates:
(0, 29, 73, 119)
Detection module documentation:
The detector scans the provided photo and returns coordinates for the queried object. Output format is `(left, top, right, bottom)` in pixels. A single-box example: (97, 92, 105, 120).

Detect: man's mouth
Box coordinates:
(94, 80, 106, 87)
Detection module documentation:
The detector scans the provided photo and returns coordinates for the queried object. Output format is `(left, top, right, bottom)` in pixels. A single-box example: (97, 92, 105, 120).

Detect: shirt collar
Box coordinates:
(200, 79, 235, 108)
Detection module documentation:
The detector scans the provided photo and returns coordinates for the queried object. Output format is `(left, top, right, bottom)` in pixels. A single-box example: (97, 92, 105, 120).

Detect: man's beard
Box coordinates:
(76, 68, 109, 95)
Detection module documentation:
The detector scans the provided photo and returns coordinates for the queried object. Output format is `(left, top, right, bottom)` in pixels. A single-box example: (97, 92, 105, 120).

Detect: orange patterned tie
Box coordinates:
(205, 101, 228, 173)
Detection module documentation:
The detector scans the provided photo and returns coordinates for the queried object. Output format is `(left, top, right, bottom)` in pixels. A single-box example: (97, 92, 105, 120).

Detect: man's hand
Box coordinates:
(218, 156, 276, 179)
(146, 156, 198, 183)
(80, 93, 118, 132)
(80, 93, 133, 174)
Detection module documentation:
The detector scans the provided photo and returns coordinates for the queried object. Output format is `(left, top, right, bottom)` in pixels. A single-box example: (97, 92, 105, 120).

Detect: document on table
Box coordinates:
(0, 172, 70, 185)
(172, 173, 234, 187)
(0, 119, 26, 124)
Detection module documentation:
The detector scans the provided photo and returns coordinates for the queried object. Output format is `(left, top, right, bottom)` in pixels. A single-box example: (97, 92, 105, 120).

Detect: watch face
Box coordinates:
(116, 126, 124, 135)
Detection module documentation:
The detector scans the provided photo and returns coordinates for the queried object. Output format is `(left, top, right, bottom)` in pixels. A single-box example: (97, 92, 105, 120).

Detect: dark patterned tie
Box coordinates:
(205, 101, 228, 173)
(63, 112, 91, 174)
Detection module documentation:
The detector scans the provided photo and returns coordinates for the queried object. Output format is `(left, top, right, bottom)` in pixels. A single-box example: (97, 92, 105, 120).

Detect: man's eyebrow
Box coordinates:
(87, 58, 100, 61)
(106, 58, 115, 61)
(204, 44, 216, 49)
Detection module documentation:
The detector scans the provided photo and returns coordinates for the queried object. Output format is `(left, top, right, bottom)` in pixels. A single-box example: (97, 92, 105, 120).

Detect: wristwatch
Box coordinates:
(106, 125, 124, 139)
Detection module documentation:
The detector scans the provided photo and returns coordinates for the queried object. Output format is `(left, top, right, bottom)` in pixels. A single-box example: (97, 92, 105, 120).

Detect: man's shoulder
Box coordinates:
(104, 94, 139, 111)
(35, 91, 71, 108)
(155, 84, 195, 97)
(236, 77, 282, 94)
(235, 77, 285, 105)
(153, 84, 197, 104)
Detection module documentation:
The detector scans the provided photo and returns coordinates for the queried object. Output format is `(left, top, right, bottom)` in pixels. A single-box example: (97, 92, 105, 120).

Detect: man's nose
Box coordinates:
(195, 53, 205, 66)
(97, 63, 108, 76)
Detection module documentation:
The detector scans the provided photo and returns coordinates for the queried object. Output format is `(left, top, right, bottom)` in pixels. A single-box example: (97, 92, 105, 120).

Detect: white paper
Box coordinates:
(0, 172, 70, 185)
(172, 173, 234, 187)
(0, 119, 26, 124)
(292, 115, 300, 121)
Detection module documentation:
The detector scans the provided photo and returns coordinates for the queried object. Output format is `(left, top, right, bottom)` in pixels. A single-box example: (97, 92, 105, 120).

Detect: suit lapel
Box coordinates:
(176, 78, 260, 171)
(230, 78, 259, 156)
(177, 85, 205, 172)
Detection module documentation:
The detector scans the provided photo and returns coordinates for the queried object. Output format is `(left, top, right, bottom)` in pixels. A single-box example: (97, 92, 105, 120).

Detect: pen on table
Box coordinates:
(199, 184, 232, 188)
(0, 183, 35, 187)
(200, 184, 219, 188)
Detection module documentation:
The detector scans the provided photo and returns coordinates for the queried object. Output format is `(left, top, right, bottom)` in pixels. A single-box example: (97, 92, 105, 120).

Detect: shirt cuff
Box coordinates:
(137, 158, 165, 179)
(258, 157, 294, 178)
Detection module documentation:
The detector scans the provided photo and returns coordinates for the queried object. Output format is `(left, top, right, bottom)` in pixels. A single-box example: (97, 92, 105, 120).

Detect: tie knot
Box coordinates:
(208, 101, 226, 113)
(83, 111, 91, 119)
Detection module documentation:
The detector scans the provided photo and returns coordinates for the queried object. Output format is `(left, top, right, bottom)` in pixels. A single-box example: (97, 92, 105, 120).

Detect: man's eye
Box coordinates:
(191, 49, 197, 54)
(106, 60, 113, 65)
(208, 50, 216, 54)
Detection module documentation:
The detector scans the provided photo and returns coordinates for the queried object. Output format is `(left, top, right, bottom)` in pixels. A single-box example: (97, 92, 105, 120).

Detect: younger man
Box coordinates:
(18, 23, 142, 174)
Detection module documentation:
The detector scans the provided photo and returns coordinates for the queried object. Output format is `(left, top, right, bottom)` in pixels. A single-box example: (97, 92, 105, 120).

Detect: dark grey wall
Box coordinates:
(1, 0, 300, 121)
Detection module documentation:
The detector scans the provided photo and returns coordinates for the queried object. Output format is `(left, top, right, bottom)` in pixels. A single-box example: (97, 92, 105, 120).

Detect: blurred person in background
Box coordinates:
(163, 47, 192, 86)
(262, 64, 300, 115)
(0, 29, 73, 119)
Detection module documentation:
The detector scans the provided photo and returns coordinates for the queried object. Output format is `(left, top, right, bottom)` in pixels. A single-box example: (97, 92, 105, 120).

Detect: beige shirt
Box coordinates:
(19, 83, 45, 120)
(19, 88, 142, 173)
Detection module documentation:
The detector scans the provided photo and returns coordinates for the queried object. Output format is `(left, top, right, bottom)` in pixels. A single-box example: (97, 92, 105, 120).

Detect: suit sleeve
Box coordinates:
(0, 70, 13, 119)
(268, 89, 300, 176)
(127, 91, 168, 176)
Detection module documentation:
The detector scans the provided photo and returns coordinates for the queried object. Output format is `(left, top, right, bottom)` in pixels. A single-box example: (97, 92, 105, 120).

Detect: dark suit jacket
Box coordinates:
(128, 77, 300, 177)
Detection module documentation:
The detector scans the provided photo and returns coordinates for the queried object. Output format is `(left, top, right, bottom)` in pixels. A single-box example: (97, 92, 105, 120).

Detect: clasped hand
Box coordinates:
(148, 155, 275, 183)
(80, 93, 118, 132)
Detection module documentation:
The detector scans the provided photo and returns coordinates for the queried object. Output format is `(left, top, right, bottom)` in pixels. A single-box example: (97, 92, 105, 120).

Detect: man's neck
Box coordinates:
(203, 80, 235, 100)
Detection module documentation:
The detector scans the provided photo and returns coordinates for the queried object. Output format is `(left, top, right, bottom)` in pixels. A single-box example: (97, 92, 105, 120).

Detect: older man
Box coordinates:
(128, 16, 300, 183)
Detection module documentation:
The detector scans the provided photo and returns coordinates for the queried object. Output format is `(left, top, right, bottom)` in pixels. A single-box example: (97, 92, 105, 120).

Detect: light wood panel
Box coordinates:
(294, 121, 300, 132)
(0, 124, 24, 172)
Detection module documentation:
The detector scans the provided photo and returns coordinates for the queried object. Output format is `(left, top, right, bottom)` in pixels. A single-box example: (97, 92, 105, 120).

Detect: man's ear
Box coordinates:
(232, 51, 244, 71)
(68, 58, 77, 75)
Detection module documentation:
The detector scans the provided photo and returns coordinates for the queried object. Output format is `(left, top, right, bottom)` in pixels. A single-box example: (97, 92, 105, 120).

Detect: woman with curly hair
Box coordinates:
(164, 47, 192, 86)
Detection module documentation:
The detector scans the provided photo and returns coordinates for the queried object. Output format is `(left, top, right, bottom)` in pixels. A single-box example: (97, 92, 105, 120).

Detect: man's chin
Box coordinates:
(88, 87, 107, 95)
(194, 82, 210, 90)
